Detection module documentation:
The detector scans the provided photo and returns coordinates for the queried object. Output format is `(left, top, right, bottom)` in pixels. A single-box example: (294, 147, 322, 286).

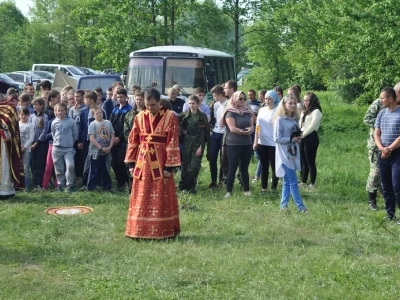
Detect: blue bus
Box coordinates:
(125, 46, 235, 100)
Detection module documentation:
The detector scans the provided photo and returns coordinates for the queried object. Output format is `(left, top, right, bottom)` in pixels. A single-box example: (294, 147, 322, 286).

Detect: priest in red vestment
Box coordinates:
(0, 93, 25, 199)
(125, 88, 181, 239)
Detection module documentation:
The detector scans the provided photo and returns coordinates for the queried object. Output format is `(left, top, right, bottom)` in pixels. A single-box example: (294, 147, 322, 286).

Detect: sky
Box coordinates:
(2, 0, 33, 17)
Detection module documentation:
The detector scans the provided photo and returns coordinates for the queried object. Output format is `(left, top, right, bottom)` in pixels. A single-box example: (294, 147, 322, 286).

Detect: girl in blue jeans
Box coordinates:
(273, 95, 307, 213)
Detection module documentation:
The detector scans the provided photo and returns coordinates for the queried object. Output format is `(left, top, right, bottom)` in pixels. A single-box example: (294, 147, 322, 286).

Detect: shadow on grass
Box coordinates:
(0, 243, 55, 265)
(3, 190, 129, 205)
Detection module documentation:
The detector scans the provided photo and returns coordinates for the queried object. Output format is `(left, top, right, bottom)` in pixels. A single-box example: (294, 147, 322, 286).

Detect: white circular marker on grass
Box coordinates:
(45, 206, 93, 215)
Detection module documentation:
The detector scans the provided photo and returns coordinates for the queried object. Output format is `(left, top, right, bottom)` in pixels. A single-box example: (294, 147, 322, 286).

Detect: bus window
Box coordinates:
(165, 58, 204, 95)
(210, 59, 218, 84)
(224, 60, 230, 81)
(227, 59, 234, 80)
(217, 59, 224, 84)
(126, 58, 163, 92)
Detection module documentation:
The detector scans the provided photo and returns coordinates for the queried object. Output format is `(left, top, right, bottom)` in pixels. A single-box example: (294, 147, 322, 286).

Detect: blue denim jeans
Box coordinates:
(378, 149, 400, 218)
(87, 155, 111, 191)
(22, 151, 31, 190)
(255, 160, 262, 178)
(280, 164, 306, 211)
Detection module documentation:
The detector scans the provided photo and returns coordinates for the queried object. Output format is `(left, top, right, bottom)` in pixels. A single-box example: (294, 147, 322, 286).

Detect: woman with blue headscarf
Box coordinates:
(253, 90, 280, 193)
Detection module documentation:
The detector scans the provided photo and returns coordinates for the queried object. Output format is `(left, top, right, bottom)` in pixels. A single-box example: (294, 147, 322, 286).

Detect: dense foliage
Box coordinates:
(244, 0, 400, 102)
(0, 0, 398, 102)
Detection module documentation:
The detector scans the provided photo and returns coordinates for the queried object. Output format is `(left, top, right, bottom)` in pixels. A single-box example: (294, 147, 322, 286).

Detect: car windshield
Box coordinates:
(15, 72, 42, 80)
(164, 58, 204, 95)
(237, 69, 250, 81)
(68, 67, 85, 75)
(127, 58, 163, 93)
(0, 74, 13, 83)
(80, 67, 97, 75)
(28, 73, 42, 80)
(34, 71, 55, 79)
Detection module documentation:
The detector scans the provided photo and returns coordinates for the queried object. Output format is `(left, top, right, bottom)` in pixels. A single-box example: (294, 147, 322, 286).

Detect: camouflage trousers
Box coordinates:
(366, 149, 381, 193)
(179, 136, 203, 191)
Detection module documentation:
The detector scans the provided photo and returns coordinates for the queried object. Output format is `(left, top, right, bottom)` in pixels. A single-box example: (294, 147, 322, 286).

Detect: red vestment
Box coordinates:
(0, 100, 24, 191)
(125, 108, 181, 239)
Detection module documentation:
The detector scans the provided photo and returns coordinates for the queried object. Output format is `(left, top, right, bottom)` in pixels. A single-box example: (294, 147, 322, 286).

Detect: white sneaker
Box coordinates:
(224, 192, 231, 199)
(244, 191, 252, 196)
(31, 186, 42, 193)
(309, 184, 316, 190)
(252, 177, 260, 183)
(298, 183, 307, 188)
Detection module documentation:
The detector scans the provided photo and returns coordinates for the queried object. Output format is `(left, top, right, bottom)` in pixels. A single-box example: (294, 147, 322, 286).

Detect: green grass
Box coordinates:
(1, 129, 399, 299)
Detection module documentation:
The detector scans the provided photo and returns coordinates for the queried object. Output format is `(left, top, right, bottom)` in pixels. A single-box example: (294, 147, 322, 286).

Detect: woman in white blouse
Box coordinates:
(253, 90, 280, 194)
(299, 92, 322, 189)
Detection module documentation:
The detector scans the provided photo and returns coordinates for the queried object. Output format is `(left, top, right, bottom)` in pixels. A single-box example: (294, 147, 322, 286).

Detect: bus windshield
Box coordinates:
(127, 58, 163, 92)
(165, 58, 204, 95)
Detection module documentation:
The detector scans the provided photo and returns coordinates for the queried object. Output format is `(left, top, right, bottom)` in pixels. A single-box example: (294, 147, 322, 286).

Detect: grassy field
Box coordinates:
(2, 97, 400, 299)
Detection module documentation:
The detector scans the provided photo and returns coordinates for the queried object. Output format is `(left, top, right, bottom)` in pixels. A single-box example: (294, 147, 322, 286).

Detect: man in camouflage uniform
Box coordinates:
(363, 98, 383, 210)
(178, 104, 211, 194)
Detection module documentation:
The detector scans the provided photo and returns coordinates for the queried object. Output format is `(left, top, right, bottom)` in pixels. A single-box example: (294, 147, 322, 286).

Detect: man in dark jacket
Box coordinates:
(110, 88, 132, 191)
(168, 87, 186, 114)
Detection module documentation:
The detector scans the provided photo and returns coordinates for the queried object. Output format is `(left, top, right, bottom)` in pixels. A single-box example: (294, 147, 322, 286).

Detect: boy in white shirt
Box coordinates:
(208, 85, 228, 188)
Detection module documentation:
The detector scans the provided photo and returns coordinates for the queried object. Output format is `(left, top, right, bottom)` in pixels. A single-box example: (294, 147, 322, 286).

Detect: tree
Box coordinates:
(221, 0, 261, 70)
(0, 1, 26, 34)
(29, 0, 95, 67)
(0, 1, 27, 72)
(75, 0, 158, 70)
(181, 0, 233, 51)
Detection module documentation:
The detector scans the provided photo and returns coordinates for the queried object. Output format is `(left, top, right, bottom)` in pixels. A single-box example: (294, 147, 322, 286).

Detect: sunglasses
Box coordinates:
(238, 97, 246, 101)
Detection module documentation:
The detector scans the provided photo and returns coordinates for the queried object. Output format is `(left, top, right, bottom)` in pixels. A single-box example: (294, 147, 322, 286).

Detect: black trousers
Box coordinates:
(74, 141, 83, 178)
(226, 145, 252, 193)
(209, 132, 224, 184)
(300, 131, 319, 184)
(31, 141, 48, 186)
(81, 140, 90, 185)
(258, 144, 278, 190)
(111, 145, 129, 187)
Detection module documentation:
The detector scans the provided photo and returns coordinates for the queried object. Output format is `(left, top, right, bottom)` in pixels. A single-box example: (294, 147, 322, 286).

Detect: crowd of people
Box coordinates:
(0, 78, 325, 239)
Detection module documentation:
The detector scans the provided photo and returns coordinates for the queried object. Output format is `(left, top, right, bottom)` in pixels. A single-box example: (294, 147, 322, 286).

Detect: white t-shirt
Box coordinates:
(19, 121, 34, 152)
(213, 100, 227, 134)
(88, 120, 115, 155)
(256, 107, 276, 146)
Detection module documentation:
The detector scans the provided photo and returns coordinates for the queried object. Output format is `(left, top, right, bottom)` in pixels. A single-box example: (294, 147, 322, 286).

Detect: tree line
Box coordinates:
(1, 0, 397, 103)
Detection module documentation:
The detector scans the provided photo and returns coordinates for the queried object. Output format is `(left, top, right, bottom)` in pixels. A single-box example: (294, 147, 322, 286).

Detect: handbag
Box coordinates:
(290, 124, 302, 142)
